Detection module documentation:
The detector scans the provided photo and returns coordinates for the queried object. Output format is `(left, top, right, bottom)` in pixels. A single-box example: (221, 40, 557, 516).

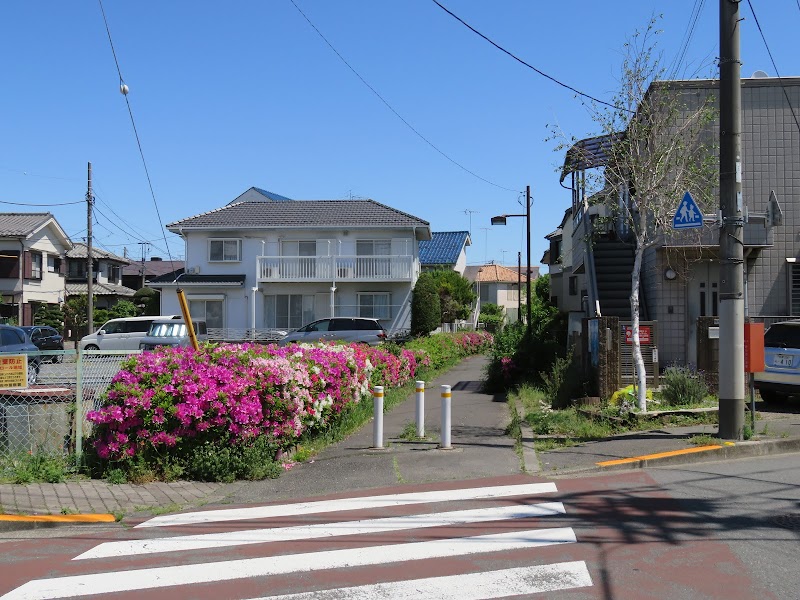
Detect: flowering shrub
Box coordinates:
(87, 332, 489, 480)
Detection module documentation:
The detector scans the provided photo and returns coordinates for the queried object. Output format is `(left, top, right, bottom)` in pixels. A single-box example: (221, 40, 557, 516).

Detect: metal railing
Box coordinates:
(257, 255, 414, 282)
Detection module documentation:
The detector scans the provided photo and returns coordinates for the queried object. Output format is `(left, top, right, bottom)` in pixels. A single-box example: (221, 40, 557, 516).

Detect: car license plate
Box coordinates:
(774, 353, 794, 367)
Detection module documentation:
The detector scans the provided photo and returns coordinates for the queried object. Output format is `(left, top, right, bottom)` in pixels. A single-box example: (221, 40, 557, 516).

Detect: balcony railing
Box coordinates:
(257, 255, 414, 282)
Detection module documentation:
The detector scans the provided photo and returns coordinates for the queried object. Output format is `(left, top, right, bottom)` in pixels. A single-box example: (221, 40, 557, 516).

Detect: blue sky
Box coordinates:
(1, 1, 797, 270)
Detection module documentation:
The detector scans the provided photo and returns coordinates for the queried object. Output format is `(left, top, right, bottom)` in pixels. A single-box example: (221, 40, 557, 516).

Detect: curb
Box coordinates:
(0, 513, 117, 532)
(550, 436, 800, 476)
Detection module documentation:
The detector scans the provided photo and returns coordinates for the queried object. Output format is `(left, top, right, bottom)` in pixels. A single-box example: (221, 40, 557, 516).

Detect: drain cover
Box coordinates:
(773, 513, 800, 530)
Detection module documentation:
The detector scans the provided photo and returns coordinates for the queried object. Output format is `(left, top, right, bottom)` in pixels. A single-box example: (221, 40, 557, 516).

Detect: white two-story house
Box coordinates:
(0, 212, 71, 325)
(152, 188, 431, 338)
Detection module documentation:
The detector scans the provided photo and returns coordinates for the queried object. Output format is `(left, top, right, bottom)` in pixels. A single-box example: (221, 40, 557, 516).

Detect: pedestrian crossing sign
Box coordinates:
(672, 191, 703, 229)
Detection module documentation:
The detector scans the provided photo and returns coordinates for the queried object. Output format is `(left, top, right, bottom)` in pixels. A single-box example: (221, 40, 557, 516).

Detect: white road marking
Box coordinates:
(76, 502, 566, 559)
(2, 527, 577, 600)
(248, 561, 593, 600)
(135, 482, 558, 528)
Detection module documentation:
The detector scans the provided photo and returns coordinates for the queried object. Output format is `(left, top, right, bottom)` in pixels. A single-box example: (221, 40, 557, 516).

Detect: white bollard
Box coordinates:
(440, 384, 452, 449)
(415, 381, 425, 438)
(373, 386, 384, 449)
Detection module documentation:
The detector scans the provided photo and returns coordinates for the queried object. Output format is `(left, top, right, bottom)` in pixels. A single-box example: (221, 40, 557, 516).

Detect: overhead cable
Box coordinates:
(430, 0, 630, 113)
(288, 0, 520, 193)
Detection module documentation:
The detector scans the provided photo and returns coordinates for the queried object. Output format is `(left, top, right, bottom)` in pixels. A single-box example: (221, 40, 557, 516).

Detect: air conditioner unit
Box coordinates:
(187, 266, 200, 275)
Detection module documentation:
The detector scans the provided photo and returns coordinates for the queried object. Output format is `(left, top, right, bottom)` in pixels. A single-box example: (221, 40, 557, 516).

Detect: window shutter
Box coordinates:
(23, 251, 32, 278)
(58, 257, 65, 275)
(22, 303, 33, 326)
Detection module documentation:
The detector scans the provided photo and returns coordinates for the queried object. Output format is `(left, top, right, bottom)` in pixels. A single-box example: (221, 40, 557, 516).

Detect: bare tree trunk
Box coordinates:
(630, 231, 648, 411)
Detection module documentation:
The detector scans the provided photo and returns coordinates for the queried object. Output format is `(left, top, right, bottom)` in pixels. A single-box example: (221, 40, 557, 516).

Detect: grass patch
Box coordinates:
(0, 451, 79, 484)
(513, 382, 721, 452)
(398, 421, 425, 442)
(687, 434, 722, 446)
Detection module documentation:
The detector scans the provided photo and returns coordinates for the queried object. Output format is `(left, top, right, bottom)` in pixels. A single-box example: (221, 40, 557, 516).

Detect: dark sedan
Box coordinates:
(20, 326, 64, 362)
(0, 324, 41, 384)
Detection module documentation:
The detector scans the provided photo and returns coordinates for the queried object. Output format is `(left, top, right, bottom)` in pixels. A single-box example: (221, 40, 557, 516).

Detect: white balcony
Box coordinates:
(257, 255, 414, 282)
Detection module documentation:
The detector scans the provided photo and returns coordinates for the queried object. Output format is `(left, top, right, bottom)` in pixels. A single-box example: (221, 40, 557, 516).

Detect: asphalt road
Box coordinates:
(646, 454, 800, 600)
(3, 458, 797, 599)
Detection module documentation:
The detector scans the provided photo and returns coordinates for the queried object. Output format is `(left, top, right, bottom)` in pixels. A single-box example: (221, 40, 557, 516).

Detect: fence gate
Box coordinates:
(619, 321, 659, 386)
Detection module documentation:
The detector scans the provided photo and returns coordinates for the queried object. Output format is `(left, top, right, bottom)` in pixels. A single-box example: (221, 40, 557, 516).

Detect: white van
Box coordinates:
(79, 315, 179, 351)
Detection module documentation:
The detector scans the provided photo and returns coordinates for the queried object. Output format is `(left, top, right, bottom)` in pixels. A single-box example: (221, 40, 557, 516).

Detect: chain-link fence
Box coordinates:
(0, 350, 138, 461)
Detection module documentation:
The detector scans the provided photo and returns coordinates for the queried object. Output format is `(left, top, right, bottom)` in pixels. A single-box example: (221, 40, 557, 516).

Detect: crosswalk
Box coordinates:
(2, 481, 593, 599)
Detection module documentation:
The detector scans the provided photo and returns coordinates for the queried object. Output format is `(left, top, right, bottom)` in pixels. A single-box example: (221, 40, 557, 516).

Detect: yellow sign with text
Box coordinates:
(0, 354, 28, 389)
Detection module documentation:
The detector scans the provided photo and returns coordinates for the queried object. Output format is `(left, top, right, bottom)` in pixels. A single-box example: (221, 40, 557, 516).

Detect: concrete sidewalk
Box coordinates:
(2, 353, 800, 526)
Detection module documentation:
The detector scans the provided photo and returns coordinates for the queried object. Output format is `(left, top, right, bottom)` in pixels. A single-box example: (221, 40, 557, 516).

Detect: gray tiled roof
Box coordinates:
(167, 200, 429, 230)
(67, 243, 131, 264)
(0, 212, 55, 237)
(419, 231, 470, 266)
(148, 273, 246, 286)
(65, 282, 136, 297)
(122, 259, 185, 277)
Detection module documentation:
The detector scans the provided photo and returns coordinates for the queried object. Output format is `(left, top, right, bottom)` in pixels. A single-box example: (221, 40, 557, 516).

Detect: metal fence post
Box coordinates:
(440, 384, 452, 449)
(415, 381, 425, 437)
(75, 347, 84, 465)
(373, 385, 384, 449)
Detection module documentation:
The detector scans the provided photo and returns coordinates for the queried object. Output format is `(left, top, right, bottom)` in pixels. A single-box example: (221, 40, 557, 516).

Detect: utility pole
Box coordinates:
(525, 185, 532, 332)
(138, 241, 151, 289)
(86, 162, 94, 335)
(517, 251, 522, 323)
(718, 0, 745, 439)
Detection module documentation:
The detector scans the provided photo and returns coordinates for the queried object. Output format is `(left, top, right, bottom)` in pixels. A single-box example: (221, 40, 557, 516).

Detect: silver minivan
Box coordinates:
(755, 320, 800, 403)
(79, 316, 179, 351)
(139, 319, 209, 351)
(277, 317, 387, 346)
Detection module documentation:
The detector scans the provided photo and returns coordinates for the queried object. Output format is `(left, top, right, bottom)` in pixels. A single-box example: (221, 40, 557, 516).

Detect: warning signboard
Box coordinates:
(0, 354, 28, 389)
(625, 326, 651, 345)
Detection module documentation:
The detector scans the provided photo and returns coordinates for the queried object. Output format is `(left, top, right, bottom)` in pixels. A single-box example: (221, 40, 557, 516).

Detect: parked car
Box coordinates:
(754, 320, 800, 403)
(139, 319, 209, 351)
(80, 316, 179, 351)
(19, 326, 64, 363)
(0, 324, 41, 385)
(277, 317, 387, 347)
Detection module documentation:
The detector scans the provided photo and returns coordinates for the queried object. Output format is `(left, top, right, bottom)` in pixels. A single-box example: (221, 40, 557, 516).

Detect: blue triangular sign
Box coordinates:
(672, 191, 703, 229)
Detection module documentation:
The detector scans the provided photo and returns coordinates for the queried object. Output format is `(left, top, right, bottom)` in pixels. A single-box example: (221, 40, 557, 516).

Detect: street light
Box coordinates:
(491, 185, 532, 335)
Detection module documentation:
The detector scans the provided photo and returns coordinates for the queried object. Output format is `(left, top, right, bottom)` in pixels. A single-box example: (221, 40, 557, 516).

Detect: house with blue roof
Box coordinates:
(419, 231, 471, 275)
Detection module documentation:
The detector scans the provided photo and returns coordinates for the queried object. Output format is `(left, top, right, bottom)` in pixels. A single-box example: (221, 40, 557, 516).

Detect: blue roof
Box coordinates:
(419, 231, 471, 266)
(253, 188, 293, 201)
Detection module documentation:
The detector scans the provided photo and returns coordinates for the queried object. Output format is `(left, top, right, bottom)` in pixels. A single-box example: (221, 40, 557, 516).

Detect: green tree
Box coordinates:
(34, 304, 65, 331)
(478, 302, 504, 333)
(428, 270, 476, 323)
(63, 295, 90, 339)
(109, 300, 138, 319)
(410, 272, 441, 336)
(133, 287, 160, 315)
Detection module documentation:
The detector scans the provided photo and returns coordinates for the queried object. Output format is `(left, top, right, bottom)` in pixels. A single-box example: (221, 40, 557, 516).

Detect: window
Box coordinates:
(264, 294, 314, 329)
(358, 293, 390, 319)
(30, 253, 42, 279)
(281, 241, 317, 277)
(107, 265, 121, 282)
(47, 255, 60, 273)
(68, 261, 86, 278)
(356, 240, 391, 256)
(569, 276, 578, 296)
(791, 264, 800, 316)
(0, 328, 24, 346)
(208, 239, 241, 262)
(189, 299, 224, 329)
(507, 287, 519, 301)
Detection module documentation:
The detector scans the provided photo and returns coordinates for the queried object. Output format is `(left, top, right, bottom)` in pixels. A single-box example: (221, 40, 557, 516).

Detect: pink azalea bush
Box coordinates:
(87, 331, 491, 480)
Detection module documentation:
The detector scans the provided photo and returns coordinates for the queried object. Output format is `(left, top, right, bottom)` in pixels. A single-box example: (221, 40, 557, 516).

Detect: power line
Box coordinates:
(98, 0, 177, 272)
(745, 0, 800, 133)
(430, 0, 630, 113)
(667, 0, 707, 79)
(288, 0, 520, 194)
(0, 199, 84, 207)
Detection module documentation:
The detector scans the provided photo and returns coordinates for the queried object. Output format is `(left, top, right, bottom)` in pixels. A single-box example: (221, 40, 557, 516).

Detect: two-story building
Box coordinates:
(464, 263, 528, 324)
(545, 75, 800, 368)
(0, 213, 71, 325)
(65, 243, 136, 309)
(151, 189, 431, 338)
